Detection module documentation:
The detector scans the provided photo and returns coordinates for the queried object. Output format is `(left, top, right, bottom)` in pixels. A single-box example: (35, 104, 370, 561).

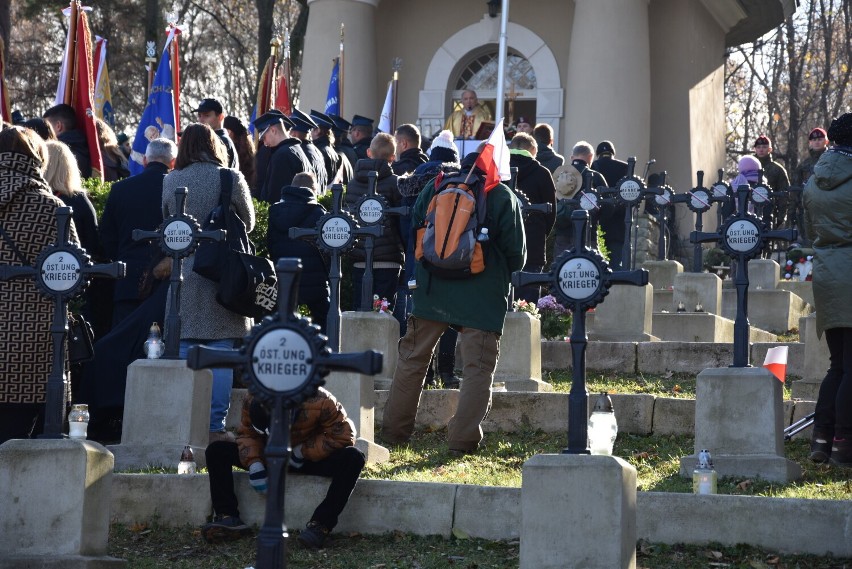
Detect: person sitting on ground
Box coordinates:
(201, 388, 365, 548)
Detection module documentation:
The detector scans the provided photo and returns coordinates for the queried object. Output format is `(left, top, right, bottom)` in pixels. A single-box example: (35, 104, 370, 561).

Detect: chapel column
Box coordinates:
(302, 0, 378, 120)
(565, 0, 651, 163)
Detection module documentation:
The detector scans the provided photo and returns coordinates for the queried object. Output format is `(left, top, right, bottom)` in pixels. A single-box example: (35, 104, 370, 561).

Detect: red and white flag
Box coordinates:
(474, 118, 511, 192)
(763, 346, 788, 383)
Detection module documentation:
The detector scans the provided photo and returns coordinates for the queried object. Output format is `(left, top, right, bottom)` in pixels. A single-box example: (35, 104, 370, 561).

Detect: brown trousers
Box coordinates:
(382, 316, 500, 452)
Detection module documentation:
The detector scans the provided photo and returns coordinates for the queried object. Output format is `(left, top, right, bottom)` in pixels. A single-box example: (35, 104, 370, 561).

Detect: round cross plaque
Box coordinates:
(689, 189, 711, 212)
(40, 251, 81, 292)
(711, 182, 729, 199)
(557, 257, 601, 301)
(579, 191, 598, 211)
(163, 220, 194, 251)
(251, 328, 315, 392)
(655, 188, 672, 206)
(358, 197, 384, 225)
(618, 179, 642, 203)
(724, 218, 761, 254)
(320, 216, 353, 249)
(751, 184, 770, 204)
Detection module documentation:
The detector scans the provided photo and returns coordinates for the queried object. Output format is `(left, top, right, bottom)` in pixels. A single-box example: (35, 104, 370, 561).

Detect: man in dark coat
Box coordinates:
(350, 115, 374, 161)
(288, 108, 329, 190)
(554, 141, 608, 256)
(99, 138, 176, 327)
(752, 134, 791, 229)
(344, 133, 404, 310)
(193, 98, 239, 170)
(533, 123, 564, 173)
(329, 114, 357, 183)
(392, 124, 428, 175)
(592, 140, 628, 269)
(266, 172, 330, 333)
(508, 133, 556, 302)
(254, 110, 311, 204)
(43, 103, 91, 178)
(310, 110, 343, 185)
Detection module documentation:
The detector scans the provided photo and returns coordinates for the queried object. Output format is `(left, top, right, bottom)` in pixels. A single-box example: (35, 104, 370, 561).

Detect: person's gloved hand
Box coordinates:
(289, 444, 305, 470)
(248, 461, 267, 494)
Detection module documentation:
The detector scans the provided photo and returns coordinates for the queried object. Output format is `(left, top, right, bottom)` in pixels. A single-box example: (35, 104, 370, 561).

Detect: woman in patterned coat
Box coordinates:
(162, 123, 255, 442)
(0, 125, 78, 443)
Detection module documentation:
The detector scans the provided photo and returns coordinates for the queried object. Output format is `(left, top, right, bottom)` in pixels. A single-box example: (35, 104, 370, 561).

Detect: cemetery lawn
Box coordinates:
(364, 429, 851, 500)
(108, 523, 852, 568)
(544, 369, 795, 400)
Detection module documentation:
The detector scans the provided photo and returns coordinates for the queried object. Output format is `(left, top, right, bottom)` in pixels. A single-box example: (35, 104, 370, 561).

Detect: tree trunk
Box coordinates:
(0, 0, 10, 57)
(256, 0, 275, 104)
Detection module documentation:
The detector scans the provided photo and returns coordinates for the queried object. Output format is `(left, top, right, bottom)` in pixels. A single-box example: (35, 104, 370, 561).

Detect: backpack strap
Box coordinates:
(218, 168, 234, 208)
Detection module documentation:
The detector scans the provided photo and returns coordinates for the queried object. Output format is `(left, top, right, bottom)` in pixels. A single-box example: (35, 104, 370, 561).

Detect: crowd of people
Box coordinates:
(0, 88, 849, 549)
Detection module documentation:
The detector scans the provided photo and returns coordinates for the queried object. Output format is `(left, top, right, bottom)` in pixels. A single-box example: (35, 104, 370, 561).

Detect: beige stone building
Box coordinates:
(301, 0, 795, 249)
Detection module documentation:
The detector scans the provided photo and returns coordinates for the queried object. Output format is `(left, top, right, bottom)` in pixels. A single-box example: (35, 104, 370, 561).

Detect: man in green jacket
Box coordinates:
(381, 154, 526, 454)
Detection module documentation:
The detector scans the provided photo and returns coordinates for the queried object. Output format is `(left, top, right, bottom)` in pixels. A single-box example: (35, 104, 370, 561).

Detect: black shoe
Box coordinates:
(809, 429, 833, 463)
(829, 438, 852, 467)
(298, 520, 329, 549)
(201, 515, 251, 543)
(441, 373, 460, 389)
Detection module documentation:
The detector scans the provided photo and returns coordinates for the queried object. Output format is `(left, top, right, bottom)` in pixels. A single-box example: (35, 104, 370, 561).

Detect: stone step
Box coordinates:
(652, 312, 776, 343)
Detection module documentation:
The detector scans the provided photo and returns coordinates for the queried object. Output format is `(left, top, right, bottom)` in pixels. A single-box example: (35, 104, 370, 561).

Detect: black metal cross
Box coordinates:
(132, 188, 225, 358)
(672, 170, 725, 272)
(609, 157, 663, 270)
(512, 209, 648, 454)
(347, 170, 409, 312)
(0, 207, 125, 438)
(691, 186, 796, 367)
(749, 169, 774, 227)
(711, 168, 734, 229)
(289, 184, 381, 350)
(646, 171, 674, 261)
(556, 169, 604, 252)
(187, 258, 382, 569)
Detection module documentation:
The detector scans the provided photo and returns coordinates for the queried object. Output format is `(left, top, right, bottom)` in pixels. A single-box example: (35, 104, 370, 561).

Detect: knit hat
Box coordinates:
(731, 154, 761, 189)
(827, 113, 852, 146)
(753, 135, 770, 147)
(428, 130, 458, 163)
(596, 140, 615, 156)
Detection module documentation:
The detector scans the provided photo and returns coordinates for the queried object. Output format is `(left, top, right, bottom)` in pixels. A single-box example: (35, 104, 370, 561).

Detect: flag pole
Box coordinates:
(283, 29, 292, 110)
(169, 24, 181, 135)
(268, 36, 279, 113)
(64, 1, 80, 106)
(339, 23, 345, 118)
(0, 37, 11, 123)
(391, 58, 402, 133)
(495, 0, 509, 131)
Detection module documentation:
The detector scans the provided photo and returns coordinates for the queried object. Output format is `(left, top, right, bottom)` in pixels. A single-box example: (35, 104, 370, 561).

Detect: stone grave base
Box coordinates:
(109, 443, 207, 471)
(503, 378, 553, 392)
(0, 556, 126, 569)
(652, 312, 776, 343)
(679, 453, 802, 484)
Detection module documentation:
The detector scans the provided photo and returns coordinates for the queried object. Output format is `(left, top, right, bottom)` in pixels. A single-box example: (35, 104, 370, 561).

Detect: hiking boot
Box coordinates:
(829, 437, 852, 467)
(809, 429, 833, 464)
(201, 515, 251, 543)
(438, 352, 460, 389)
(298, 520, 330, 549)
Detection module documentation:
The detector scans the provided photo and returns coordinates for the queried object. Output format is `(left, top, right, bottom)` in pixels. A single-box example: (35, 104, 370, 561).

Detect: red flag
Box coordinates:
(70, 3, 103, 180)
(169, 26, 182, 135)
(0, 37, 11, 123)
(474, 119, 511, 192)
(256, 55, 274, 116)
(274, 72, 291, 116)
(763, 346, 788, 383)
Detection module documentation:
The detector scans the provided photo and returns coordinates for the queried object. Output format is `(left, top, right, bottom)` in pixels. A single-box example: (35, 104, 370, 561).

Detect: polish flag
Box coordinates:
(763, 346, 788, 383)
(474, 118, 511, 192)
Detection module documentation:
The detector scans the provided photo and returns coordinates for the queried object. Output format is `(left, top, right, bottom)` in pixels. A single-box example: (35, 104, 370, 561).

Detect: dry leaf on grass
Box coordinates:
(705, 550, 724, 559)
(736, 479, 754, 492)
(452, 527, 470, 540)
(748, 560, 770, 569)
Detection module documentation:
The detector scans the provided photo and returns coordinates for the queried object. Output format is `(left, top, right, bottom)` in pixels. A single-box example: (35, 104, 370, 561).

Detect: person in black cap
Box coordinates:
(592, 140, 628, 270)
(193, 98, 239, 170)
(10, 110, 25, 125)
(309, 110, 344, 185)
(288, 109, 328, 190)
(751, 134, 790, 229)
(253, 110, 311, 204)
(329, 114, 357, 180)
(349, 114, 374, 160)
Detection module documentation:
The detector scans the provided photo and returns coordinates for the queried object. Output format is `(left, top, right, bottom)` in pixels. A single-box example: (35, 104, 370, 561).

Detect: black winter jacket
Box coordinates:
(510, 153, 557, 266)
(266, 185, 329, 292)
(392, 147, 428, 176)
(260, 138, 311, 203)
(344, 159, 404, 265)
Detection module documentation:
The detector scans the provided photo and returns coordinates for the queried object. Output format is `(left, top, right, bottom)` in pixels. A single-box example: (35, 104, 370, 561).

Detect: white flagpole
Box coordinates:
(495, 0, 510, 129)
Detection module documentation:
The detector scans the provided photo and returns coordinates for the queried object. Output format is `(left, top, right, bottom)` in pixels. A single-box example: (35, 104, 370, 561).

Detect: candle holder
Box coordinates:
(68, 404, 90, 440)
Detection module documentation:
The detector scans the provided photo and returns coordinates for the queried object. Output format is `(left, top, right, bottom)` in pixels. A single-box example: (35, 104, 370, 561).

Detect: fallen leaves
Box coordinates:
(736, 479, 754, 492)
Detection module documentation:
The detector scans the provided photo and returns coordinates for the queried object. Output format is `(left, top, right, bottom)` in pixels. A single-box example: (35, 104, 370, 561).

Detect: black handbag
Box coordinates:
(67, 313, 95, 363)
(193, 169, 277, 318)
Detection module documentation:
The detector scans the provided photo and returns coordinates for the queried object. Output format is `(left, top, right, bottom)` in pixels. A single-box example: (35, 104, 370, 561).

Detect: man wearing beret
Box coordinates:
(350, 115, 374, 160)
(193, 98, 239, 170)
(254, 110, 312, 204)
(752, 134, 790, 229)
(288, 108, 329, 190)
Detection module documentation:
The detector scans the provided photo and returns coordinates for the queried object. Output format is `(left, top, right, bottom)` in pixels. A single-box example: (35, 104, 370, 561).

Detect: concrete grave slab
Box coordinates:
(637, 342, 733, 374)
(496, 312, 551, 391)
(673, 272, 722, 314)
(652, 397, 695, 436)
(590, 284, 657, 342)
(642, 260, 683, 290)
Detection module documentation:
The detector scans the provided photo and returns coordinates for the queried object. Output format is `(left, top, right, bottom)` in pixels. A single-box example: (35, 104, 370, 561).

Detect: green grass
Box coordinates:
(543, 369, 796, 400)
(108, 523, 852, 568)
(363, 429, 852, 500)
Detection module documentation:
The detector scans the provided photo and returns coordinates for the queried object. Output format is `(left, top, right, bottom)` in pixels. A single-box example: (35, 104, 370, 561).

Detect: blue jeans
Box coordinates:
(179, 338, 235, 432)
